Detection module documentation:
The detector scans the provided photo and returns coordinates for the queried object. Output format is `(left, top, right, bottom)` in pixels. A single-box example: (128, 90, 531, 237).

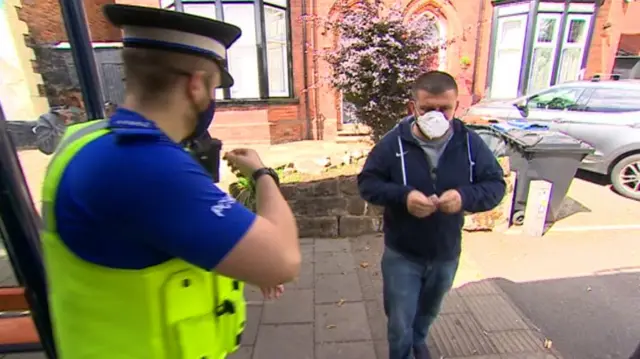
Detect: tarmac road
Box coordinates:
(463, 178, 640, 359)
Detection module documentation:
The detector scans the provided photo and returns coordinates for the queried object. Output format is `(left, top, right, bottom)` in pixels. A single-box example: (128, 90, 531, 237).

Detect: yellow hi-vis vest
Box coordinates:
(40, 120, 246, 359)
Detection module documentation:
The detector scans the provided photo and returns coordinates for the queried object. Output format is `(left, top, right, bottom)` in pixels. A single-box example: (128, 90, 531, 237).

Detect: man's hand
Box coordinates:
(438, 190, 462, 214)
(261, 284, 285, 300)
(223, 148, 266, 178)
(406, 190, 439, 218)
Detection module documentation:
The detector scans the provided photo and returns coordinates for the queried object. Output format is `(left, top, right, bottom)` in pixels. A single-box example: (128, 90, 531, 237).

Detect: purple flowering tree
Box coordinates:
(322, 0, 440, 140)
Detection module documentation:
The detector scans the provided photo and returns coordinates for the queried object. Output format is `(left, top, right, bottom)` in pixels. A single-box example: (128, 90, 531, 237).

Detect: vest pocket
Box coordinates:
(175, 314, 225, 359)
(164, 269, 223, 358)
(214, 276, 246, 352)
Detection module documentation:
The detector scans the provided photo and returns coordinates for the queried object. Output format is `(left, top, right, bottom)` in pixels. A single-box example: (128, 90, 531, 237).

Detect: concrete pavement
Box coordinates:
(0, 234, 559, 359)
(464, 229, 640, 359)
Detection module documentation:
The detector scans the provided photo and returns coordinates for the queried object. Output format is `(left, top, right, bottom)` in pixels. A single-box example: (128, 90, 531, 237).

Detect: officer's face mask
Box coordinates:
(186, 77, 216, 141)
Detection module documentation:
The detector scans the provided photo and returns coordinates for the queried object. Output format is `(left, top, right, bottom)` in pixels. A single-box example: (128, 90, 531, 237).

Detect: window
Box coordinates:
(265, 6, 289, 97)
(527, 87, 584, 110)
(224, 4, 261, 99)
(163, 0, 292, 100)
(556, 15, 591, 84)
(490, 15, 527, 99)
(528, 15, 561, 94)
(586, 89, 640, 113)
(180, 3, 225, 100)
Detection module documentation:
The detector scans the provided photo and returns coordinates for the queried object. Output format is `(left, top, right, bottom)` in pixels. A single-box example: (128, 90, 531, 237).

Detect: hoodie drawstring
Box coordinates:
(397, 136, 408, 186)
(396, 133, 475, 187)
(467, 133, 475, 184)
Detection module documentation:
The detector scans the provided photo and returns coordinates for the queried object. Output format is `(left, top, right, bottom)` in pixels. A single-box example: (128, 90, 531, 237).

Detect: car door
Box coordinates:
(522, 86, 587, 131)
(562, 87, 640, 171)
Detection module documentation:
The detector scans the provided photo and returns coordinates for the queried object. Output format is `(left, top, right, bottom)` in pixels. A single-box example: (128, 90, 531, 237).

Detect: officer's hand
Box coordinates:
(223, 148, 266, 178)
(260, 284, 285, 300)
(438, 190, 463, 214)
(406, 190, 438, 218)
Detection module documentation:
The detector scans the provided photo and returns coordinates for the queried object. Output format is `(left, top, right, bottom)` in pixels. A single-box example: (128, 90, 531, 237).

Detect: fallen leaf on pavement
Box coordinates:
(337, 299, 345, 307)
(326, 324, 337, 329)
(544, 339, 553, 349)
(360, 261, 369, 268)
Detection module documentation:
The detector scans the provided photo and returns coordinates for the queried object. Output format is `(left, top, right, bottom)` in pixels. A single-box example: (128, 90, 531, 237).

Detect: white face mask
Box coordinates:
(415, 111, 450, 139)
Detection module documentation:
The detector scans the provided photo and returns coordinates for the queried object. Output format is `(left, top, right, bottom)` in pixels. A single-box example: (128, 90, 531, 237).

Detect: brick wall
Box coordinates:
(280, 176, 383, 238)
(15, 0, 490, 144)
(305, 0, 490, 130)
(18, 0, 121, 44)
(584, 0, 639, 78)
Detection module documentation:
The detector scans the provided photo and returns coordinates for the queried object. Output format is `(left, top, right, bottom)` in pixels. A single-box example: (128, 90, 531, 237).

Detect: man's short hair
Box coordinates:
(412, 71, 458, 97)
(121, 48, 218, 105)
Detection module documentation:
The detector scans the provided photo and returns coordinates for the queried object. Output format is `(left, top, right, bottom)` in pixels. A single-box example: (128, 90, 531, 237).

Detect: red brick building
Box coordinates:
(15, 0, 640, 144)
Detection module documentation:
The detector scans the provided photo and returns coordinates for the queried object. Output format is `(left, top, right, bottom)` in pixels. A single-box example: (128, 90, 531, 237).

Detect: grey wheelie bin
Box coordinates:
(493, 127, 594, 225)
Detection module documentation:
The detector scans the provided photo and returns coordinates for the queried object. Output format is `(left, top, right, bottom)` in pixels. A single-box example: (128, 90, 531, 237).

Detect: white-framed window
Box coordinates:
(162, 0, 292, 100)
(223, 3, 261, 99)
(528, 14, 562, 94)
(265, 6, 289, 97)
(556, 14, 591, 84)
(179, 3, 225, 100)
(490, 14, 528, 99)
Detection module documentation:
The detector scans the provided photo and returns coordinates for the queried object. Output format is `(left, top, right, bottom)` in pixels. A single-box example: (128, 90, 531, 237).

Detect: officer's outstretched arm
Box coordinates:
(113, 146, 300, 289)
(216, 174, 301, 288)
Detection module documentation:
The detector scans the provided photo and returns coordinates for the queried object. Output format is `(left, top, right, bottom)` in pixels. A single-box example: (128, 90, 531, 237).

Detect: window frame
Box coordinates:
(163, 0, 295, 103)
(525, 86, 585, 111)
(555, 14, 592, 84)
(583, 87, 640, 114)
(527, 13, 562, 94)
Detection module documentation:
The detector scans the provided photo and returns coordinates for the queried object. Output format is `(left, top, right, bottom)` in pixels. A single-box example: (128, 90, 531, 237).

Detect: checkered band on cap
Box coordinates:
(122, 25, 227, 60)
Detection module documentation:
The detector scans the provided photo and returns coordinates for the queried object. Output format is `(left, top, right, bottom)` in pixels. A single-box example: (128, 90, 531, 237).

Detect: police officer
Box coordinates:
(40, 4, 300, 358)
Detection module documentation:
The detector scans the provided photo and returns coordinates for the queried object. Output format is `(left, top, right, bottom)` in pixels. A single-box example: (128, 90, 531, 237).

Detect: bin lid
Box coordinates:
(491, 120, 549, 132)
(502, 129, 594, 153)
(473, 128, 508, 157)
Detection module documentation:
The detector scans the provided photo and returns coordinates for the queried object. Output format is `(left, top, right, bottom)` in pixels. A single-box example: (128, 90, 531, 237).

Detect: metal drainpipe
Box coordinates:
(311, 0, 321, 139)
(301, 0, 312, 139)
(471, 0, 487, 102)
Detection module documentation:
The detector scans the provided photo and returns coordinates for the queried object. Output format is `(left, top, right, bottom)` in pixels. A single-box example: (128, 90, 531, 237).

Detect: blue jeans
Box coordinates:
(381, 246, 459, 359)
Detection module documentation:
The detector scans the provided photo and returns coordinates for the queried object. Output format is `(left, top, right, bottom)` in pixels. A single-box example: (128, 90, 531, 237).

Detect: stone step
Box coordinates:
(336, 134, 371, 144)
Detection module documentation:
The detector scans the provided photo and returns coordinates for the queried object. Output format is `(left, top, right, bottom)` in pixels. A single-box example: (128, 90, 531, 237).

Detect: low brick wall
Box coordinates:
(280, 176, 382, 238)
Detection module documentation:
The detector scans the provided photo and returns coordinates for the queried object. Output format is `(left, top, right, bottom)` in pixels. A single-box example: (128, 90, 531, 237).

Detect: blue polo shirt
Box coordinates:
(54, 108, 256, 270)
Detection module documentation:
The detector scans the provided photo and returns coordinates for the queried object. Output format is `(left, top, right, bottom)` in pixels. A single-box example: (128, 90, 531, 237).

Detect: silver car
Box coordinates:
(466, 79, 640, 201)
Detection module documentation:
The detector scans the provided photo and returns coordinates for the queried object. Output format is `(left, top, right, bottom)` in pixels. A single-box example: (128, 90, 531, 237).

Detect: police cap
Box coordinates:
(103, 4, 241, 88)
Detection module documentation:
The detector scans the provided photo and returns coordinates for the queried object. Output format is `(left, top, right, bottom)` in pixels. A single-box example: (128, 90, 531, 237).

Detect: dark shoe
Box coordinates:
(413, 344, 432, 359)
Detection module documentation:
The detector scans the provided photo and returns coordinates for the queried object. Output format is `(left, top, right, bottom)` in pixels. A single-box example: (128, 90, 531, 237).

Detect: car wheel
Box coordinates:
(611, 154, 640, 201)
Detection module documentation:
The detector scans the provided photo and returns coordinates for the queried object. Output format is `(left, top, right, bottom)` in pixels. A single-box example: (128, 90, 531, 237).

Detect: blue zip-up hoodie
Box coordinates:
(357, 117, 506, 261)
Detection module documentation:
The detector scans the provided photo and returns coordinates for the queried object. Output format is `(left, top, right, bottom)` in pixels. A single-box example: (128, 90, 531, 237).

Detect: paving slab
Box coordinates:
(440, 291, 468, 314)
(464, 295, 531, 332)
(0, 235, 562, 359)
(315, 341, 377, 359)
(364, 299, 387, 341)
(253, 324, 314, 359)
(429, 312, 499, 357)
(488, 330, 547, 355)
(261, 289, 314, 324)
(241, 305, 263, 346)
(314, 251, 357, 275)
(314, 272, 362, 304)
(315, 302, 372, 343)
(457, 280, 503, 296)
(314, 239, 351, 253)
(287, 245, 315, 290)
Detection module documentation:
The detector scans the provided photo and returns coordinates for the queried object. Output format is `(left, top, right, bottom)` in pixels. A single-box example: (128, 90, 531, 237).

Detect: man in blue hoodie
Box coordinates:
(358, 71, 506, 359)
